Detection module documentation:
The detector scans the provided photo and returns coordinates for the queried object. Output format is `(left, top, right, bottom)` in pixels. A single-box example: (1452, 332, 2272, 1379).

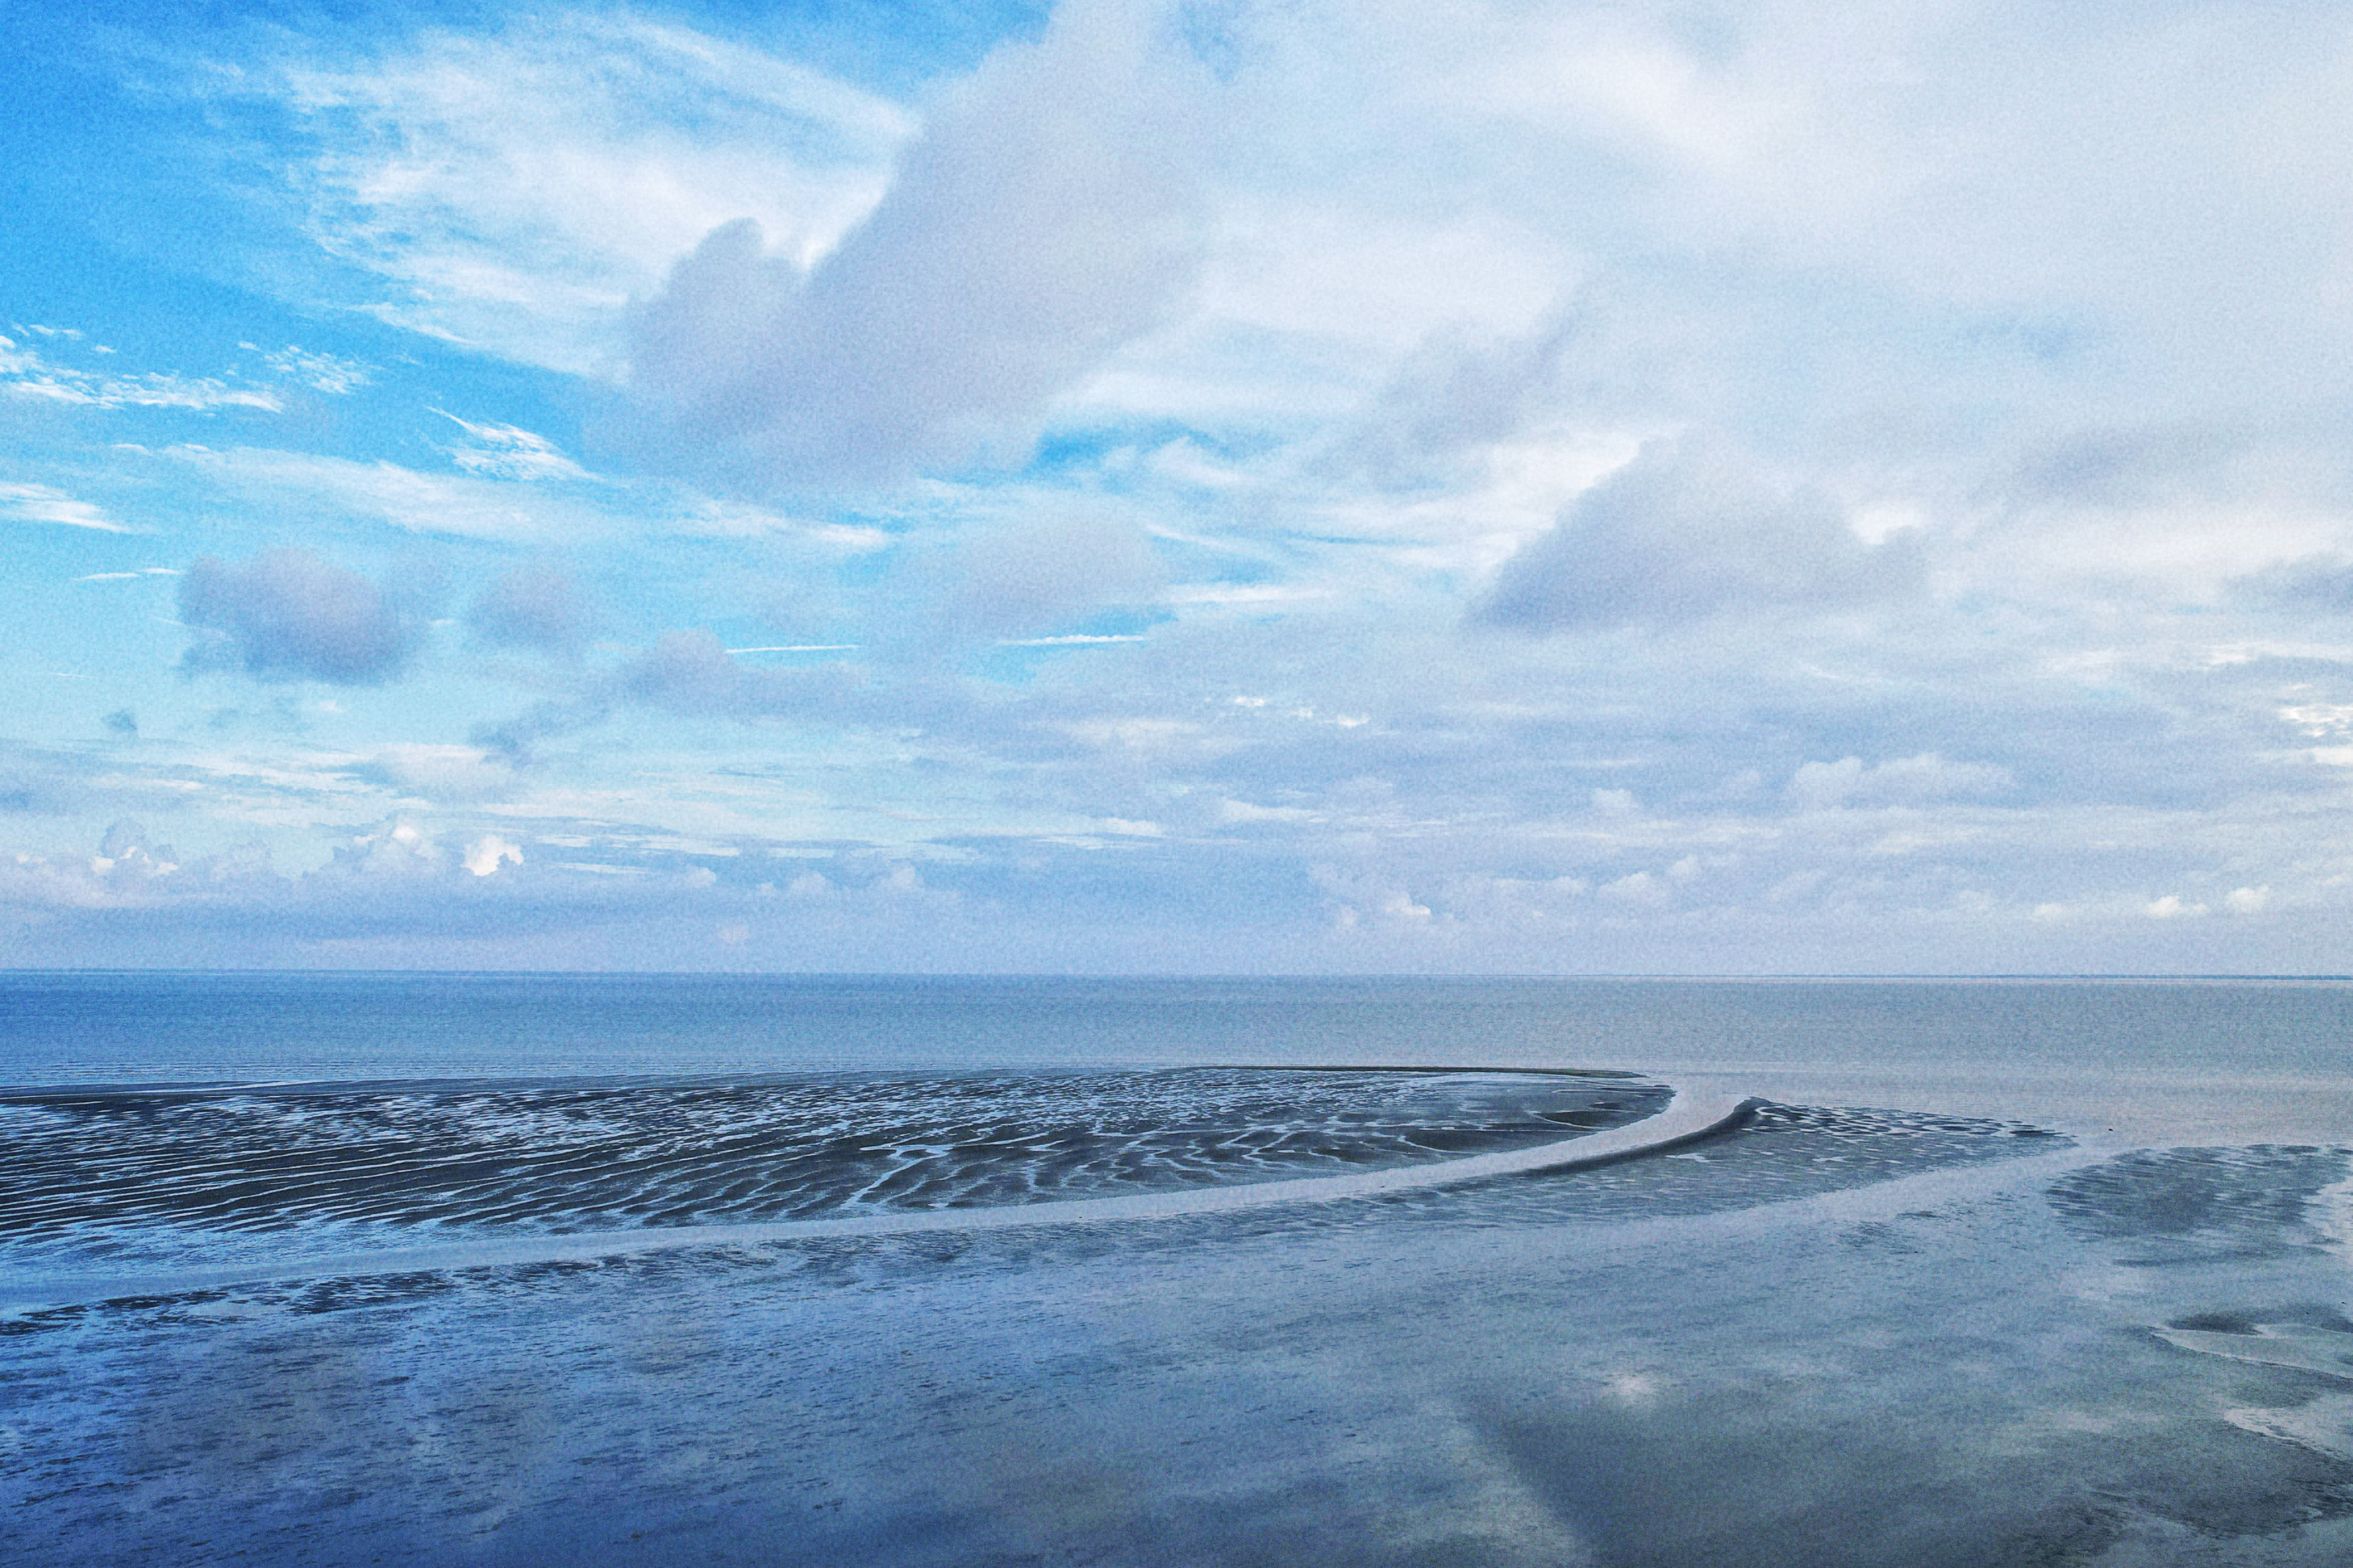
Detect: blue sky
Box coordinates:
(6, 0, 2353, 971)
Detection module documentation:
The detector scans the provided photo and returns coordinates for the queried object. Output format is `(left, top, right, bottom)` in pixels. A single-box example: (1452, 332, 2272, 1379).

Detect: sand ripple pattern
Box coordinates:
(0, 1068, 1663, 1263)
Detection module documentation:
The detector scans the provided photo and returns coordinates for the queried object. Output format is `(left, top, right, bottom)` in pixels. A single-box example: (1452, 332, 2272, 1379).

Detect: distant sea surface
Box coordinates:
(6, 971, 2352, 1141)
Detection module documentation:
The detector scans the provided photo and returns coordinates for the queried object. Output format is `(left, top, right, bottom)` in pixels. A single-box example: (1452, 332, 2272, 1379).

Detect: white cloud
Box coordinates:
(625, 0, 1214, 482)
(368, 744, 513, 800)
(435, 410, 596, 482)
(0, 334, 280, 412)
(462, 834, 523, 877)
(1192, 200, 1561, 357)
(1377, 890, 1433, 922)
(2281, 703, 2353, 737)
(160, 444, 608, 543)
(261, 344, 373, 394)
(1599, 870, 1669, 906)
(24, 2, 2353, 975)
(335, 818, 444, 876)
(1217, 798, 1317, 825)
(466, 566, 595, 659)
(0, 481, 136, 533)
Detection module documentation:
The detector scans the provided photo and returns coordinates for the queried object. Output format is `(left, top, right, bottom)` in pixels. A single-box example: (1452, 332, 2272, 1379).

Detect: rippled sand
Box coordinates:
(0, 1068, 1662, 1272)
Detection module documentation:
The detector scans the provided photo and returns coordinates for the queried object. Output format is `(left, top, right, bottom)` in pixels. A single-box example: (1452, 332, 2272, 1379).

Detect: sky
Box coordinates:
(5, 0, 2353, 973)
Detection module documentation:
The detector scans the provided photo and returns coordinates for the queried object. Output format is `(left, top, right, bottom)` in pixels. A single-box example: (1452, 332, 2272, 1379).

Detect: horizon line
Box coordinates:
(2, 969, 2349, 984)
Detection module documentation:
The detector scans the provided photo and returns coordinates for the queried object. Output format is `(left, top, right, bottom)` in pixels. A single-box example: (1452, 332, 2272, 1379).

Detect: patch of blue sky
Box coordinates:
(1022, 421, 1267, 478)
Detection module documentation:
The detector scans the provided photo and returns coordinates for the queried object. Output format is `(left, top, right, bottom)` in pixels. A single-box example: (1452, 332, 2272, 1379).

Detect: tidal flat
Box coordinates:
(6, 975, 2353, 1566)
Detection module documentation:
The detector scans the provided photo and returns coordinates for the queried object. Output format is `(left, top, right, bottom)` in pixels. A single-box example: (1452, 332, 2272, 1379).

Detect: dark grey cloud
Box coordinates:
(616, 631, 865, 720)
(1339, 320, 1575, 484)
(179, 549, 429, 685)
(97, 819, 176, 872)
(932, 513, 1167, 641)
(467, 565, 594, 657)
(2231, 554, 2353, 614)
(2005, 423, 2242, 509)
(465, 625, 966, 760)
(0, 744, 98, 815)
(469, 697, 605, 764)
(621, 1, 1210, 486)
(1473, 439, 1923, 633)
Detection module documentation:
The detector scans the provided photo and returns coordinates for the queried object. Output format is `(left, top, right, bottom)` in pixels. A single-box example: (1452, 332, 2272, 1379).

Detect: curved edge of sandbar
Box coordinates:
(0, 1090, 1761, 1313)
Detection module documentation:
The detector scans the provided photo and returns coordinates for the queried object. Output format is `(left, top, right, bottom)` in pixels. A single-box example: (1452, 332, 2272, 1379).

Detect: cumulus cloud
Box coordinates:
(94, 820, 178, 879)
(1787, 754, 2014, 813)
(625, 0, 1212, 484)
(179, 549, 432, 685)
(1474, 438, 1922, 631)
(1598, 870, 1669, 907)
(467, 565, 595, 658)
(328, 818, 445, 879)
(462, 834, 523, 877)
(1313, 864, 1441, 930)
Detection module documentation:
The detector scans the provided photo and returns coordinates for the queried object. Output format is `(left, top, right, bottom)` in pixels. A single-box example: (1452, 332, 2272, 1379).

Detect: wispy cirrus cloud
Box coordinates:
(257, 344, 373, 394)
(0, 481, 138, 533)
(155, 444, 609, 544)
(434, 410, 596, 483)
(207, 12, 915, 374)
(1, 333, 282, 413)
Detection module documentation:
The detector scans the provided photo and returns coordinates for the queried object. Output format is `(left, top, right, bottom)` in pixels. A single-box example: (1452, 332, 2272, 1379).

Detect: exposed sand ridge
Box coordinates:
(0, 1087, 1759, 1311)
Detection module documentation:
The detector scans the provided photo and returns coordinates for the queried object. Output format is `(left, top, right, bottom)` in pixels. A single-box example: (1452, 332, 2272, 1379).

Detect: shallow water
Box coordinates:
(5, 975, 2353, 1566)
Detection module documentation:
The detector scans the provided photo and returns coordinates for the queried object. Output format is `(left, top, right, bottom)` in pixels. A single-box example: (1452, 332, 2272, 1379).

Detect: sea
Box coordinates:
(6, 973, 2353, 1566)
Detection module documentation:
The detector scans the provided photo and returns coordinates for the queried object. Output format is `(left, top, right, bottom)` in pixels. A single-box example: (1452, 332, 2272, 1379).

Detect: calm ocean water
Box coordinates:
(8, 974, 2353, 1566)
(6, 971, 2351, 1139)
